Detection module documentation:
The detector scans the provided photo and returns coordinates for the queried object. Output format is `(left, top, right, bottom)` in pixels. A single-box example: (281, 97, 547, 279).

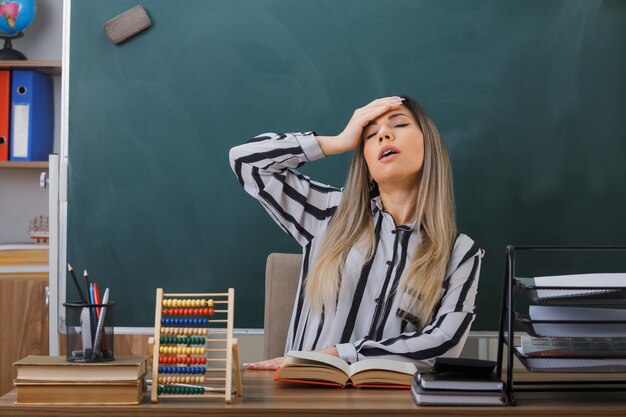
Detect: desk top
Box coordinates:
(1, 371, 626, 416)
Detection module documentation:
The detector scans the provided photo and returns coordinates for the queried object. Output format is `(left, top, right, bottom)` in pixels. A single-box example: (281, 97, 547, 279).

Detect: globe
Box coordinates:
(0, 0, 36, 60)
(0, 0, 36, 36)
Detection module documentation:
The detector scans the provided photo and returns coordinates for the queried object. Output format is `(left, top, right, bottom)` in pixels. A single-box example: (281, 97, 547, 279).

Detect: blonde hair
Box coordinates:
(304, 96, 456, 328)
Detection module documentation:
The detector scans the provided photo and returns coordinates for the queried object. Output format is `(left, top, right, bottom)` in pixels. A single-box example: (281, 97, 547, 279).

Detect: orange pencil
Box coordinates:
(93, 282, 101, 318)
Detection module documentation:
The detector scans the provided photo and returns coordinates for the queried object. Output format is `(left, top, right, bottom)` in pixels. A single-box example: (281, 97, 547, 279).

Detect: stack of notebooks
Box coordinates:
(411, 358, 507, 406)
(13, 355, 148, 404)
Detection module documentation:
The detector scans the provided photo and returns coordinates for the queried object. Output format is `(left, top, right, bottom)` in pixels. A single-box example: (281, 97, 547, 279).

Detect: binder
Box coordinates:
(0, 70, 9, 161)
(9, 70, 54, 161)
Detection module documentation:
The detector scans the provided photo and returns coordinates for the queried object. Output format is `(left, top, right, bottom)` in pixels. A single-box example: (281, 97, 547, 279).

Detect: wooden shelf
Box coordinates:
(0, 161, 48, 169)
(0, 60, 61, 76)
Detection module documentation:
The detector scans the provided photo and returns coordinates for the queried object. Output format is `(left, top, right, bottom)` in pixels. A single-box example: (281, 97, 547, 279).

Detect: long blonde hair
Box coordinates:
(304, 96, 456, 328)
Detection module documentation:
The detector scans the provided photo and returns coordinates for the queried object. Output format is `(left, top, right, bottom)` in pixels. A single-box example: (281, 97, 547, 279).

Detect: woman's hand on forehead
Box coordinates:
(316, 96, 405, 156)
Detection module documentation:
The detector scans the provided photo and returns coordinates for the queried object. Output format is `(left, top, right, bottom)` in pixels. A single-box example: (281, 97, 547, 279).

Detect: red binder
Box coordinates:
(0, 70, 9, 161)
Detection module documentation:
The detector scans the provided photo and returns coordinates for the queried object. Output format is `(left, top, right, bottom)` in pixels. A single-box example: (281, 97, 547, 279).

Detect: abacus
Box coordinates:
(150, 288, 242, 403)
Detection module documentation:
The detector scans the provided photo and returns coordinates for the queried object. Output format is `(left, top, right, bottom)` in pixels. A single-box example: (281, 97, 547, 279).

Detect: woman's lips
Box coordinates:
(379, 152, 400, 162)
(378, 145, 401, 161)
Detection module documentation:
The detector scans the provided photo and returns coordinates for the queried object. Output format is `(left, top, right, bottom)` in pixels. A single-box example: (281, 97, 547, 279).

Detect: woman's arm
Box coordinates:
(229, 132, 343, 247)
(243, 346, 338, 371)
(335, 237, 484, 368)
(229, 97, 404, 247)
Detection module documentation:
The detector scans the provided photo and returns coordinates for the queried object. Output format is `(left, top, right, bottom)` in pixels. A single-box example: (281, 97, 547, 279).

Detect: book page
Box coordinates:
(284, 351, 351, 375)
(348, 358, 417, 377)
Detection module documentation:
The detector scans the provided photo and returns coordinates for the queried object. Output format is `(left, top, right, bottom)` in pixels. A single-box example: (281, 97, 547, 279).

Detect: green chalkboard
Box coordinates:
(68, 0, 626, 329)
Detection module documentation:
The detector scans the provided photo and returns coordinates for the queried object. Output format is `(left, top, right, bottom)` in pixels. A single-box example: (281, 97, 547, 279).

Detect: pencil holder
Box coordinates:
(64, 302, 116, 362)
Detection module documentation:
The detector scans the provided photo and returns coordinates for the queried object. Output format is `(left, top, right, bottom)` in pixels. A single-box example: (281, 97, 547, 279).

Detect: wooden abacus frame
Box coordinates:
(150, 288, 242, 403)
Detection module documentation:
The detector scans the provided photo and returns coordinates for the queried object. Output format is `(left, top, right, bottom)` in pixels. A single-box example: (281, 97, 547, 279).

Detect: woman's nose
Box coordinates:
(378, 128, 393, 142)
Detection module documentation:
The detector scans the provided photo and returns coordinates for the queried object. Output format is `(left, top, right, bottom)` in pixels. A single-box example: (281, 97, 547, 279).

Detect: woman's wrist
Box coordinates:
(315, 135, 347, 156)
(313, 346, 339, 357)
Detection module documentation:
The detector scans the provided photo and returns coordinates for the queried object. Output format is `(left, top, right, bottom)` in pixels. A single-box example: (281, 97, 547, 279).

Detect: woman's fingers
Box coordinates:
(366, 96, 404, 108)
(356, 100, 405, 127)
(243, 357, 284, 370)
(359, 96, 404, 114)
(317, 96, 405, 156)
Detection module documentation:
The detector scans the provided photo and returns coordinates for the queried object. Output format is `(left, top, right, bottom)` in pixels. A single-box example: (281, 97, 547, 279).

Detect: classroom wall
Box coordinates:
(0, 0, 62, 244)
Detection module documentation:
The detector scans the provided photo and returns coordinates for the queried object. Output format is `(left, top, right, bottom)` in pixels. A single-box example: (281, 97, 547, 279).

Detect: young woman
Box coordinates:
(230, 96, 484, 370)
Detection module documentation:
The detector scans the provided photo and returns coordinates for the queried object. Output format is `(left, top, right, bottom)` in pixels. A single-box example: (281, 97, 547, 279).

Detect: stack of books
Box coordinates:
(13, 355, 148, 404)
(411, 358, 507, 406)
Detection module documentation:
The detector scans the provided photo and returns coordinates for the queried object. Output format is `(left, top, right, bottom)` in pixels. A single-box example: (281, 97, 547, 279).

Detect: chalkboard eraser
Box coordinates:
(104, 5, 152, 45)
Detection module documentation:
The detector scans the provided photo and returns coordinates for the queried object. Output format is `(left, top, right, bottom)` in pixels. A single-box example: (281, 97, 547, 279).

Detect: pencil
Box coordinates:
(67, 263, 87, 303)
(83, 270, 91, 301)
(85, 270, 97, 345)
(93, 288, 109, 356)
(93, 282, 102, 318)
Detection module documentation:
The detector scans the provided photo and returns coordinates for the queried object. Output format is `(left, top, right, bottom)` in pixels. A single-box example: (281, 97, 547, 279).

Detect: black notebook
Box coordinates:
(417, 371, 503, 391)
(431, 357, 496, 376)
(416, 357, 504, 392)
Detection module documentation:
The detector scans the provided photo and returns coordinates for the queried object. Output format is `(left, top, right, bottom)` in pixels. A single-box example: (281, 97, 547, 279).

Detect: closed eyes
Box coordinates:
(365, 123, 411, 140)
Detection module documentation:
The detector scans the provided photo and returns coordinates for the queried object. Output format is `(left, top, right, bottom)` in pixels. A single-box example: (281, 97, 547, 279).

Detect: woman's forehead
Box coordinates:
(367, 109, 414, 126)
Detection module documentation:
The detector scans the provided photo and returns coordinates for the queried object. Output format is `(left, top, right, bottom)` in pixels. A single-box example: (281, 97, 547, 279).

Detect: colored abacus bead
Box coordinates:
(208, 299, 214, 307)
(208, 308, 214, 316)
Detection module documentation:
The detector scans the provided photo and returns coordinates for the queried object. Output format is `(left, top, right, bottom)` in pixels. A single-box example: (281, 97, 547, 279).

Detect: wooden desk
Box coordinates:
(0, 371, 625, 416)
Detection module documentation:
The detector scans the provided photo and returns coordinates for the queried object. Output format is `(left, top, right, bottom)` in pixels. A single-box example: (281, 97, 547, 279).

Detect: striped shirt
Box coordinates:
(229, 132, 484, 367)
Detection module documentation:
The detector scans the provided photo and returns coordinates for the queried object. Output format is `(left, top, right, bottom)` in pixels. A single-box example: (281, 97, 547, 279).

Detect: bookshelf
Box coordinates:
(0, 162, 49, 169)
(0, 60, 60, 243)
(0, 0, 64, 394)
(0, 60, 61, 76)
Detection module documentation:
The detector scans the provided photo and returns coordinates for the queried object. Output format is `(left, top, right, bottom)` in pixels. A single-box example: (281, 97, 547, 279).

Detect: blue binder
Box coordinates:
(9, 70, 54, 161)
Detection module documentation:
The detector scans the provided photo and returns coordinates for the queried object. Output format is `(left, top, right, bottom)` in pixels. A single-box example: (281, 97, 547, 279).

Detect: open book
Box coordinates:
(274, 351, 417, 388)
